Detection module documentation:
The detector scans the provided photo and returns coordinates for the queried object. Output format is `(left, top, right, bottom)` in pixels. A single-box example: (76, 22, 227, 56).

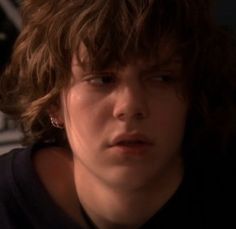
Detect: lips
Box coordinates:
(116, 140, 147, 146)
(110, 133, 153, 146)
(109, 133, 153, 155)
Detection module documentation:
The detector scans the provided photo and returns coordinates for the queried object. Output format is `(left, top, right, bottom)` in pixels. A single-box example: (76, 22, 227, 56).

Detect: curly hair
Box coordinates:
(0, 0, 236, 156)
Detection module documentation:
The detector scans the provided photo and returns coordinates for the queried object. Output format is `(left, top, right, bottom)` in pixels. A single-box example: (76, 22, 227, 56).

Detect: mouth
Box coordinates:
(109, 133, 153, 155)
(115, 140, 151, 146)
(110, 132, 153, 145)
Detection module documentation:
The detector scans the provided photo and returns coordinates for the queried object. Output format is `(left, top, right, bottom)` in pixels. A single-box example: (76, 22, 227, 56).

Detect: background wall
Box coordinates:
(0, 0, 236, 154)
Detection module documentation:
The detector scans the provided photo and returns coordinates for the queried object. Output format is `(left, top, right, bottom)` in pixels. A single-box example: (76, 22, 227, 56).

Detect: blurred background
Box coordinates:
(0, 0, 236, 154)
(0, 0, 22, 154)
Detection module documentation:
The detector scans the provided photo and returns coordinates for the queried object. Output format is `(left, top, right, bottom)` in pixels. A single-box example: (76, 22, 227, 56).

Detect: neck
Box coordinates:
(74, 159, 184, 229)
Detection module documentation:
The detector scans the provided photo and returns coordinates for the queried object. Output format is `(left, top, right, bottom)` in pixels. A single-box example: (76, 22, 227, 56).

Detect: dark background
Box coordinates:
(0, 0, 20, 72)
(214, 0, 236, 30)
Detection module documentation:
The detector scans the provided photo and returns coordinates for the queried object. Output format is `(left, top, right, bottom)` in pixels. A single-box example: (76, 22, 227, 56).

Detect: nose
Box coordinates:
(113, 83, 149, 121)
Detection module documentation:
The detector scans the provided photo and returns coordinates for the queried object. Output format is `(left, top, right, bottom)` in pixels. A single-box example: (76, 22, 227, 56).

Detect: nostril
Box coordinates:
(112, 86, 149, 120)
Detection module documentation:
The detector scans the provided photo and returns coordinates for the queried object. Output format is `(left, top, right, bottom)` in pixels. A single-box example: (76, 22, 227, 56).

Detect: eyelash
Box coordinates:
(83, 72, 176, 88)
(84, 74, 116, 87)
(151, 73, 175, 83)
(146, 72, 176, 83)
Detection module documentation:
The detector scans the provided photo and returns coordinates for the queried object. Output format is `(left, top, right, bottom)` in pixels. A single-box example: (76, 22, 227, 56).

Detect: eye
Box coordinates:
(148, 72, 175, 83)
(84, 73, 116, 87)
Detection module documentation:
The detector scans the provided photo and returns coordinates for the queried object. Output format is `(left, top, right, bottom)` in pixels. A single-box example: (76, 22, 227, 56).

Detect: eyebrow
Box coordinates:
(159, 54, 182, 65)
(144, 56, 182, 70)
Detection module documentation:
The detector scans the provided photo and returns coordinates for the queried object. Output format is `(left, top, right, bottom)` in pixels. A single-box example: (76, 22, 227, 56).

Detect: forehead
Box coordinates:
(72, 40, 182, 71)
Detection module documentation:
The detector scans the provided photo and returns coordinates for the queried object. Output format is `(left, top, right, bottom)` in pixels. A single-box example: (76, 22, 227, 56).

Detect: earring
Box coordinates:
(50, 116, 64, 129)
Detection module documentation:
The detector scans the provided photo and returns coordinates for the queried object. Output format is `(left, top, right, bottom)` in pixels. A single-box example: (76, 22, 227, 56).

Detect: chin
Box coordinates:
(105, 167, 158, 190)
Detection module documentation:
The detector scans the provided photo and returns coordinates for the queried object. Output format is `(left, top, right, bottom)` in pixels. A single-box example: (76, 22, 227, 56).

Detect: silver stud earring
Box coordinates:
(50, 116, 64, 129)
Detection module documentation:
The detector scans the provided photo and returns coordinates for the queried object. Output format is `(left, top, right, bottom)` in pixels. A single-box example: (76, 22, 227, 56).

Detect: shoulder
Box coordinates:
(204, 143, 236, 226)
(0, 147, 31, 199)
(0, 147, 31, 227)
(0, 148, 25, 191)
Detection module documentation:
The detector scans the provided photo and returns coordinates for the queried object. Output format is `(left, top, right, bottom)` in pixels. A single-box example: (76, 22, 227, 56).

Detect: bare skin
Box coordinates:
(33, 147, 92, 229)
(34, 146, 183, 229)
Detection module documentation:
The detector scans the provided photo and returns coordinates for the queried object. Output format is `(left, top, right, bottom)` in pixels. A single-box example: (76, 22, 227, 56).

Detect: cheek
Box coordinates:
(152, 97, 188, 143)
(64, 86, 102, 120)
(62, 87, 111, 142)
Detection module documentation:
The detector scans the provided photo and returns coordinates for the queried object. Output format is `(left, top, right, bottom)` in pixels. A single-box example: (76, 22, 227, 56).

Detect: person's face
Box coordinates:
(59, 46, 188, 190)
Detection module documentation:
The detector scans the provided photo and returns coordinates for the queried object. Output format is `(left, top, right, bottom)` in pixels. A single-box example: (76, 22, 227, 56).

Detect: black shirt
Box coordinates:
(0, 144, 234, 228)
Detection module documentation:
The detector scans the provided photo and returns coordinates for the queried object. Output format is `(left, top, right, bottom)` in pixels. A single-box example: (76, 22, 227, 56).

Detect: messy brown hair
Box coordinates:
(0, 0, 236, 157)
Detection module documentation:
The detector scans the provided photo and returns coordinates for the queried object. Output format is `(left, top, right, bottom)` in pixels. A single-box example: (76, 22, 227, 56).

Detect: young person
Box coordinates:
(0, 0, 235, 228)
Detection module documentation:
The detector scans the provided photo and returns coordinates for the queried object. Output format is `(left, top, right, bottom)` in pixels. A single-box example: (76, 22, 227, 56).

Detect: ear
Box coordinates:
(47, 104, 64, 126)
